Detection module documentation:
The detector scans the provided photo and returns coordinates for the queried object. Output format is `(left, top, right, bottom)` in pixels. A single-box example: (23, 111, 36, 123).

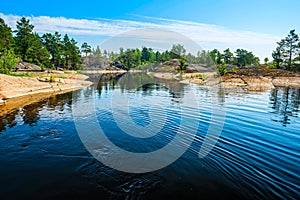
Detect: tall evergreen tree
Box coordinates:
(272, 40, 284, 69)
(42, 32, 62, 68)
(62, 34, 72, 68)
(81, 42, 92, 57)
(25, 33, 50, 68)
(70, 39, 81, 69)
(210, 49, 222, 64)
(0, 18, 18, 74)
(283, 30, 299, 70)
(223, 48, 233, 64)
(0, 18, 15, 52)
(272, 30, 299, 70)
(14, 17, 35, 61)
(171, 44, 186, 57)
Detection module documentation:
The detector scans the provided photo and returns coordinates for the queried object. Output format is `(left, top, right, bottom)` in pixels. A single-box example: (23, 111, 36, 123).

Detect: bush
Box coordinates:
(218, 63, 227, 76)
(267, 61, 278, 69)
(0, 50, 18, 74)
(179, 58, 188, 72)
(195, 73, 204, 79)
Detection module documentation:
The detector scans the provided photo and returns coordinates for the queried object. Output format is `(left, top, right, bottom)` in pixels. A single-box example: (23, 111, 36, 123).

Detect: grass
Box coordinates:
(190, 73, 207, 80)
(9, 72, 36, 77)
(8, 72, 67, 81)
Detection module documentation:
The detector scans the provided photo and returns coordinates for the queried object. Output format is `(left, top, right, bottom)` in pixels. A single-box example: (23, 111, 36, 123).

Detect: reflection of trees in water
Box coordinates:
(96, 73, 125, 95)
(47, 92, 73, 111)
(269, 88, 300, 126)
(0, 109, 19, 133)
(21, 92, 74, 126)
(96, 72, 186, 101)
(217, 87, 226, 105)
(0, 92, 75, 131)
(21, 104, 41, 126)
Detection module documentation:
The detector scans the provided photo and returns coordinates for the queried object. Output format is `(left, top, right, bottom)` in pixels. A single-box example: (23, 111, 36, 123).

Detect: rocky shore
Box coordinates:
(0, 71, 92, 115)
(153, 72, 300, 91)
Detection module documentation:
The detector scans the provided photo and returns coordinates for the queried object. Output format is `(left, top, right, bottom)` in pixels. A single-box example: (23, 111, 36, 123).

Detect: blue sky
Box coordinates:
(1, 0, 299, 59)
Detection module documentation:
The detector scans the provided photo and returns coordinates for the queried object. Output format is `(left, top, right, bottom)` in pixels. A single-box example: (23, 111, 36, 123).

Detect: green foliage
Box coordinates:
(229, 67, 237, 73)
(179, 58, 188, 71)
(0, 49, 18, 74)
(272, 29, 299, 71)
(223, 48, 234, 64)
(9, 72, 35, 77)
(25, 33, 50, 69)
(14, 17, 35, 61)
(267, 61, 278, 69)
(194, 73, 205, 80)
(235, 49, 260, 66)
(141, 47, 154, 63)
(210, 49, 222, 65)
(218, 63, 227, 76)
(264, 57, 269, 65)
(0, 17, 83, 74)
(0, 18, 15, 53)
(0, 18, 18, 74)
(171, 44, 186, 57)
(69, 39, 82, 70)
(272, 42, 284, 69)
(81, 42, 92, 57)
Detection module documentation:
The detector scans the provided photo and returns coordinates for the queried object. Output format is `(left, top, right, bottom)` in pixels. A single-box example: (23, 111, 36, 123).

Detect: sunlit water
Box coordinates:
(0, 73, 299, 200)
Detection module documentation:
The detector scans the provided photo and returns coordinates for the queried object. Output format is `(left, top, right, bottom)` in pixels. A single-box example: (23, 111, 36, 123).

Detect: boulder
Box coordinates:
(16, 61, 42, 71)
(162, 59, 180, 66)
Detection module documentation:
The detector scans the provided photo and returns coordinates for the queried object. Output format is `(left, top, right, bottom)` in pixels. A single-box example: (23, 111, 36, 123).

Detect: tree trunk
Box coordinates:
(288, 41, 292, 71)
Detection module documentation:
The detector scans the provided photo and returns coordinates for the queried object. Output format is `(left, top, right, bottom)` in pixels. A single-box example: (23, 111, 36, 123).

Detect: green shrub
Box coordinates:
(0, 50, 18, 74)
(267, 61, 277, 69)
(218, 63, 227, 76)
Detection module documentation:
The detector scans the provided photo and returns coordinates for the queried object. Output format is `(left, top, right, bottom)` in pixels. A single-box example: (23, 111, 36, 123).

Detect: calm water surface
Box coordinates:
(0, 73, 299, 200)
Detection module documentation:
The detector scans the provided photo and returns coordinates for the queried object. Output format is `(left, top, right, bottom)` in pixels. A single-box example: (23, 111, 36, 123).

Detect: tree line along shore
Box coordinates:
(1, 17, 300, 103)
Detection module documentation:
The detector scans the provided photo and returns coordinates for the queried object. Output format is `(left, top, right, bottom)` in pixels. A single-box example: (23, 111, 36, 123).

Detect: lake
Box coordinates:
(0, 72, 299, 200)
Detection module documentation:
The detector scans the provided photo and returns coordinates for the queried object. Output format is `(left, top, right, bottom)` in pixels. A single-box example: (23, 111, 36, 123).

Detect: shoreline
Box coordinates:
(153, 72, 300, 91)
(0, 72, 93, 115)
(1, 70, 300, 116)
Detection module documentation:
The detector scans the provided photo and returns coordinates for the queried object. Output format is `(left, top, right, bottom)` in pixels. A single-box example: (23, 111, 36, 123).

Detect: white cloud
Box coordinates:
(0, 13, 281, 59)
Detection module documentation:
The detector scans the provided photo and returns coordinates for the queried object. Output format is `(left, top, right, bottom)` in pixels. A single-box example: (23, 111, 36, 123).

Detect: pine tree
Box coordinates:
(283, 30, 299, 70)
(14, 17, 35, 61)
(70, 39, 81, 70)
(25, 33, 50, 69)
(81, 42, 92, 57)
(0, 18, 15, 53)
(272, 30, 299, 70)
(272, 40, 284, 69)
(223, 48, 233, 64)
(0, 18, 18, 74)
